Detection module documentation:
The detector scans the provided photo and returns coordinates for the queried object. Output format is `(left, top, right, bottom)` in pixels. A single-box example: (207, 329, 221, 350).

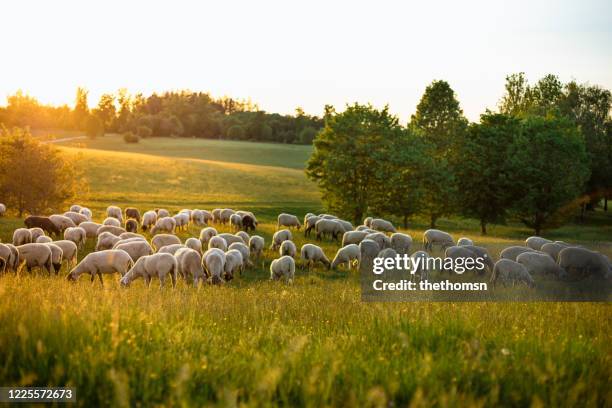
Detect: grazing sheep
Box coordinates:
(525, 236, 552, 251)
(95, 232, 122, 251)
(79, 207, 93, 220)
(541, 242, 570, 262)
(270, 256, 295, 284)
(235, 231, 250, 244)
(156, 208, 170, 218)
(69, 204, 82, 212)
(457, 237, 474, 246)
(119, 232, 145, 240)
(45, 243, 64, 274)
(17, 243, 53, 275)
(115, 240, 154, 262)
(356, 225, 372, 232)
(423, 229, 454, 252)
(24, 216, 61, 236)
(79, 221, 102, 238)
(241, 214, 257, 232)
(371, 218, 396, 234)
(336, 219, 354, 233)
(342, 230, 369, 247)
(314, 219, 343, 242)
(63, 211, 88, 225)
(173, 213, 189, 231)
(185, 237, 202, 254)
(125, 207, 141, 222)
(516, 252, 566, 278)
(410, 250, 431, 281)
(461, 245, 495, 273)
(331, 244, 361, 270)
(157, 244, 187, 255)
(249, 235, 265, 260)
(199, 227, 218, 245)
(300, 244, 330, 270)
(557, 247, 612, 280)
(49, 214, 77, 232)
(271, 229, 293, 250)
(203, 249, 225, 284)
(319, 214, 338, 220)
(107, 205, 123, 222)
(229, 242, 251, 270)
(212, 208, 222, 223)
(500, 246, 536, 261)
(224, 249, 243, 280)
(217, 233, 245, 246)
(36, 236, 53, 243)
(304, 216, 321, 237)
(359, 239, 381, 274)
(175, 247, 205, 286)
(365, 232, 392, 251)
(363, 217, 373, 227)
(64, 227, 87, 249)
(0, 203, 6, 216)
(390, 233, 412, 255)
(13, 228, 32, 246)
(52, 240, 78, 269)
(120, 253, 177, 288)
(67, 249, 133, 285)
(230, 213, 243, 230)
(103, 217, 122, 227)
(125, 219, 138, 233)
(277, 213, 301, 230)
(220, 208, 235, 224)
(490, 259, 535, 288)
(151, 217, 176, 235)
(112, 237, 147, 248)
(236, 210, 258, 226)
(303, 213, 316, 225)
(96, 225, 126, 237)
(444, 246, 482, 274)
(151, 234, 181, 252)
(279, 240, 297, 258)
(28, 228, 45, 242)
(190, 209, 209, 226)
(0, 243, 19, 273)
(208, 236, 228, 252)
(141, 210, 158, 231)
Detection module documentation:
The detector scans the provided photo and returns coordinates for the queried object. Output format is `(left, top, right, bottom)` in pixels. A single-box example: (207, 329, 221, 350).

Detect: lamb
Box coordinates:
(228, 242, 252, 270)
(219, 208, 235, 224)
(365, 232, 392, 250)
(390, 233, 412, 255)
(125, 219, 139, 233)
(304, 216, 321, 237)
(125, 207, 141, 222)
(271, 229, 292, 250)
(79, 207, 93, 220)
(457, 237, 474, 246)
(230, 213, 243, 230)
(525, 236, 552, 251)
(67, 249, 133, 284)
(151, 234, 181, 252)
(185, 237, 202, 254)
(157, 244, 187, 255)
(79, 221, 102, 238)
(541, 242, 570, 262)
(114, 240, 154, 262)
(174, 247, 205, 286)
(45, 243, 64, 274)
(150, 217, 176, 235)
(52, 240, 78, 269)
(120, 253, 177, 288)
(64, 226, 87, 249)
(279, 240, 297, 258)
(24, 216, 61, 236)
(208, 236, 228, 252)
(270, 256, 295, 284)
(103, 217, 122, 227)
(202, 249, 225, 284)
(363, 217, 373, 227)
(17, 243, 53, 275)
(516, 251, 566, 278)
(314, 219, 343, 242)
(358, 239, 380, 274)
(36, 236, 53, 243)
(156, 208, 170, 218)
(410, 250, 431, 281)
(490, 259, 535, 288)
(107, 205, 123, 222)
(217, 233, 245, 246)
(224, 249, 243, 280)
(423, 229, 454, 252)
(212, 208, 222, 223)
(28, 228, 45, 242)
(342, 230, 369, 247)
(371, 218, 396, 234)
(500, 246, 536, 262)
(173, 213, 189, 231)
(300, 244, 330, 270)
(141, 210, 158, 231)
(49, 214, 77, 233)
(95, 232, 122, 251)
(199, 227, 218, 245)
(277, 213, 301, 230)
(249, 235, 265, 260)
(235, 231, 250, 244)
(63, 211, 88, 225)
(13, 228, 32, 246)
(557, 247, 612, 280)
(96, 225, 126, 237)
(331, 244, 361, 270)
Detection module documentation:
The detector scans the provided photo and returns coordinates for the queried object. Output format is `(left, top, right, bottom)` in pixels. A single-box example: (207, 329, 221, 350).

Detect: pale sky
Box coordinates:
(0, 0, 610, 122)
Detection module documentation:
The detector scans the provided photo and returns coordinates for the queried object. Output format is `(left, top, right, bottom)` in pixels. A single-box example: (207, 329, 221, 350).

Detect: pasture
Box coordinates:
(0, 136, 610, 406)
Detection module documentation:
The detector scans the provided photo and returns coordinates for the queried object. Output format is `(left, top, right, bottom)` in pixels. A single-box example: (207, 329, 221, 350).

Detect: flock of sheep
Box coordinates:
(0, 203, 610, 289)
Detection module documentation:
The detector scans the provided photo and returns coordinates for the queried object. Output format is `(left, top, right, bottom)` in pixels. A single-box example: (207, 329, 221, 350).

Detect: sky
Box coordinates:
(0, 0, 610, 122)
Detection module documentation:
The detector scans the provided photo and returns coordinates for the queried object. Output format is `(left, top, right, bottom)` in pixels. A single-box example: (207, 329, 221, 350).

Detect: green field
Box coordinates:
(0, 136, 610, 406)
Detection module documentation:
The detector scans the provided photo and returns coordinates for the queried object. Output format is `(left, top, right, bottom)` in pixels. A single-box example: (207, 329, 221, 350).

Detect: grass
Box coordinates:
(0, 136, 610, 406)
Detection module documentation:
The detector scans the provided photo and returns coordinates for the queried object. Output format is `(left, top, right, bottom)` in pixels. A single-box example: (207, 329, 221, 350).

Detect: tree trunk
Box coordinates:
(605, 197, 608, 212)
(534, 223, 541, 236)
(480, 220, 487, 235)
(403, 215, 408, 229)
(430, 215, 437, 229)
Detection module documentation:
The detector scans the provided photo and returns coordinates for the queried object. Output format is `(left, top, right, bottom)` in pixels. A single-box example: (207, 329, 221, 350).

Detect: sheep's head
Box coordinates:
(66, 269, 77, 281)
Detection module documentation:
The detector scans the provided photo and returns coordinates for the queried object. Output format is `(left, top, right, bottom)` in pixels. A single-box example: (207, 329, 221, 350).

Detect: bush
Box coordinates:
(137, 126, 152, 138)
(226, 125, 246, 140)
(123, 132, 140, 143)
(85, 116, 104, 139)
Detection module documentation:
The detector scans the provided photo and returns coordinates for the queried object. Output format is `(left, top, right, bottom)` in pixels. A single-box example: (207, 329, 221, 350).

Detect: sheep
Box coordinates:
(461, 245, 495, 273)
(356, 225, 372, 232)
(490, 259, 535, 288)
(212, 208, 222, 223)
(63, 211, 88, 225)
(365, 232, 392, 251)
(423, 229, 454, 252)
(79, 207, 93, 220)
(300, 244, 330, 270)
(229, 213, 243, 230)
(235, 231, 250, 244)
(112, 237, 147, 248)
(64, 226, 87, 249)
(303, 213, 315, 224)
(151, 234, 181, 252)
(218, 233, 245, 246)
(67, 249, 133, 285)
(229, 242, 251, 270)
(96, 225, 126, 237)
(49, 214, 77, 232)
(319, 214, 338, 220)
(95, 232, 122, 251)
(45, 243, 64, 274)
(314, 219, 343, 242)
(271, 229, 293, 250)
(249, 235, 265, 260)
(119, 232, 145, 240)
(120, 253, 177, 288)
(115, 240, 154, 262)
(28, 228, 45, 242)
(0, 203, 6, 216)
(443, 246, 482, 274)
(107, 205, 123, 222)
(17, 243, 53, 275)
(342, 230, 369, 247)
(79, 221, 102, 238)
(203, 249, 225, 284)
(0, 244, 11, 273)
(541, 242, 570, 262)
(304, 216, 321, 237)
(52, 240, 78, 269)
(208, 236, 228, 252)
(185, 237, 202, 254)
(525, 236, 552, 251)
(141, 210, 158, 231)
(190, 209, 208, 226)
(125, 219, 138, 233)
(174, 247, 205, 286)
(358, 239, 380, 274)
(279, 240, 297, 258)
(270, 256, 295, 284)
(199, 227, 218, 245)
(390, 233, 412, 255)
(69, 204, 82, 212)
(500, 246, 536, 262)
(241, 214, 257, 232)
(371, 218, 396, 234)
(173, 213, 189, 231)
(336, 219, 354, 233)
(179, 209, 192, 219)
(557, 247, 612, 281)
(125, 207, 141, 223)
(201, 209, 214, 224)
(277, 213, 301, 230)
(36, 236, 53, 243)
(410, 250, 431, 281)
(457, 237, 474, 246)
(24, 215, 61, 236)
(156, 208, 170, 218)
(224, 249, 243, 280)
(150, 217, 176, 235)
(331, 244, 361, 270)
(102, 217, 121, 227)
(363, 217, 373, 227)
(13, 228, 32, 246)
(236, 210, 258, 228)
(516, 252, 566, 278)
(157, 244, 187, 255)
(0, 243, 19, 273)
(220, 208, 235, 224)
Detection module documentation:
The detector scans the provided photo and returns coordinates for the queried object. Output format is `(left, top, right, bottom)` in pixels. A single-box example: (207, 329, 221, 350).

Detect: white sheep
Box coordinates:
(224, 249, 243, 280)
(36, 236, 53, 243)
(314, 219, 343, 242)
(229, 242, 251, 270)
(218, 233, 244, 246)
(271, 229, 292, 250)
(410, 250, 431, 281)
(190, 209, 208, 226)
(151, 234, 181, 252)
(365, 232, 391, 250)
(64, 226, 87, 249)
(423, 229, 454, 252)
(96, 225, 126, 237)
(363, 217, 373, 227)
(342, 230, 369, 247)
(249, 235, 265, 260)
(277, 213, 301, 230)
(499, 246, 536, 262)
(203, 249, 225, 284)
(557, 247, 611, 280)
(461, 245, 495, 273)
(28, 228, 45, 242)
(230, 213, 243, 230)
(112, 237, 147, 248)
(119, 232, 145, 240)
(331, 244, 361, 270)
(69, 204, 82, 212)
(120, 253, 178, 288)
(107, 205, 123, 222)
(304, 215, 321, 237)
(79, 221, 102, 238)
(541, 242, 571, 262)
(490, 259, 535, 288)
(156, 208, 170, 218)
(0, 203, 7, 216)
(219, 208, 235, 224)
(79, 207, 93, 220)
(17, 243, 53, 275)
(279, 240, 297, 258)
(516, 251, 565, 278)
(141, 210, 158, 232)
(185, 237, 202, 254)
(13, 228, 32, 246)
(175, 247, 205, 286)
(319, 214, 338, 220)
(95, 232, 122, 251)
(45, 243, 64, 274)
(151, 217, 176, 235)
(63, 211, 88, 225)
(173, 213, 189, 231)
(525, 236, 552, 251)
(208, 236, 228, 252)
(390, 233, 412, 255)
(0, 243, 19, 273)
(358, 239, 380, 274)
(199, 227, 218, 245)
(212, 208, 222, 223)
(157, 244, 186, 255)
(235, 231, 250, 244)
(103, 217, 122, 227)
(114, 240, 154, 262)
(336, 219, 354, 233)
(371, 218, 396, 234)
(300, 244, 330, 270)
(52, 240, 78, 269)
(270, 256, 295, 284)
(457, 237, 474, 246)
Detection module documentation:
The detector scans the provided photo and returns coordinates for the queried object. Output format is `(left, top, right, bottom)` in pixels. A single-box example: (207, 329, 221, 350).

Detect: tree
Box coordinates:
(508, 116, 590, 235)
(498, 72, 532, 116)
(94, 93, 116, 131)
(0, 127, 80, 216)
(306, 103, 403, 224)
(297, 127, 318, 144)
(226, 125, 246, 140)
(73, 87, 89, 130)
(85, 115, 104, 138)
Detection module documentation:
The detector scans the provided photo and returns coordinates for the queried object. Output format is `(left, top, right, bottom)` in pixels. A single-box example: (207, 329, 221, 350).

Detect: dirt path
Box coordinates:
(41, 136, 87, 144)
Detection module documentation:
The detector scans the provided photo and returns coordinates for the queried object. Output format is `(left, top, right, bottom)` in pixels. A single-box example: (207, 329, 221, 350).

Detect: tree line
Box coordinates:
(306, 74, 611, 234)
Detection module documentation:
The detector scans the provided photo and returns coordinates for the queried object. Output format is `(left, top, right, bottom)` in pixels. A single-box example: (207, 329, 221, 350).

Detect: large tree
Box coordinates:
(72, 87, 89, 130)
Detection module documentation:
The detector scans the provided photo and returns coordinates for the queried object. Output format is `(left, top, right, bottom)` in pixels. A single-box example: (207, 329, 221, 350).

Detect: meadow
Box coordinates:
(0, 135, 610, 406)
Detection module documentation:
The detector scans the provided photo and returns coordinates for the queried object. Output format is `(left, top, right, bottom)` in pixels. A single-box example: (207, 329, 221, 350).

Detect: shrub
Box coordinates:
(137, 126, 152, 138)
(123, 132, 140, 143)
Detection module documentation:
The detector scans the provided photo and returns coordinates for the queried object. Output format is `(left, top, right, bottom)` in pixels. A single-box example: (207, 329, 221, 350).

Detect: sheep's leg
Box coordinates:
(170, 271, 177, 288)
(159, 275, 165, 289)
(97, 273, 104, 287)
(144, 276, 151, 287)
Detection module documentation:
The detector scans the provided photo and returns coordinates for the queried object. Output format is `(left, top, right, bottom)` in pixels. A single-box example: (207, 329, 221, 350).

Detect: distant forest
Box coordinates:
(0, 89, 323, 144)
